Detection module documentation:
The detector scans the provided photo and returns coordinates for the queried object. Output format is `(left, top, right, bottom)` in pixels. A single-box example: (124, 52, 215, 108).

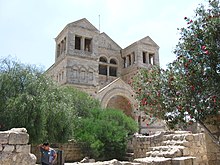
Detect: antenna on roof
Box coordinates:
(99, 14, 101, 32)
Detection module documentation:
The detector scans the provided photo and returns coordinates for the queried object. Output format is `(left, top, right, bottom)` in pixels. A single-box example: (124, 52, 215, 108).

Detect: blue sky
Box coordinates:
(0, 0, 206, 69)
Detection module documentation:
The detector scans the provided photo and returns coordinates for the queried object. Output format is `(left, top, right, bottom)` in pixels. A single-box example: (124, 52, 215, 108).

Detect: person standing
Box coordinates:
(39, 142, 57, 165)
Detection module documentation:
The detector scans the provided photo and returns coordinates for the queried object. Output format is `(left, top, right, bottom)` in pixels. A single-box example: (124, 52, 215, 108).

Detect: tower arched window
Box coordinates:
(109, 58, 117, 77)
(99, 56, 108, 75)
(110, 59, 117, 64)
(99, 56, 107, 63)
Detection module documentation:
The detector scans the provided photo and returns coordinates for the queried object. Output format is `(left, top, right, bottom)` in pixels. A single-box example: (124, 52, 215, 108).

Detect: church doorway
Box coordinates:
(106, 95, 134, 119)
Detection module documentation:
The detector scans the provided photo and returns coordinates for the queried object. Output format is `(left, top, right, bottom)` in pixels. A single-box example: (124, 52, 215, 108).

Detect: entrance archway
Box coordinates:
(106, 95, 134, 119)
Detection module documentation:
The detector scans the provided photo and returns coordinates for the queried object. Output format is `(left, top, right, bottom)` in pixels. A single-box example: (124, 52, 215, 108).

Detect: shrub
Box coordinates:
(73, 108, 138, 160)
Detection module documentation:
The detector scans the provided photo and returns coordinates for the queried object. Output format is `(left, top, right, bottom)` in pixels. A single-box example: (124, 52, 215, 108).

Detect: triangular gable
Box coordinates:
(98, 77, 134, 94)
(138, 36, 159, 48)
(98, 32, 122, 51)
(68, 18, 99, 32)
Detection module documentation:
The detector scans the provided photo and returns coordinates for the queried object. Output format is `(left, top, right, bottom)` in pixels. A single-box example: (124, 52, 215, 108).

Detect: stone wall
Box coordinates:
(32, 141, 90, 163)
(131, 131, 208, 165)
(0, 128, 36, 165)
(204, 115, 220, 165)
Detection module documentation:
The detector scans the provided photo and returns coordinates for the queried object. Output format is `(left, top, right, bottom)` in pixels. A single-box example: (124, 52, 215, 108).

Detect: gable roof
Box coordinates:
(138, 36, 159, 48)
(98, 77, 134, 94)
(67, 18, 99, 32)
(98, 32, 122, 50)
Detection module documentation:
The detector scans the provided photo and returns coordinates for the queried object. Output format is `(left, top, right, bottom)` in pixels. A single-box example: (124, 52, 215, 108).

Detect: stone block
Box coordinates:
(185, 134, 194, 141)
(172, 157, 196, 165)
(0, 144, 2, 151)
(8, 131, 29, 144)
(0, 132, 9, 144)
(3, 145, 15, 152)
(182, 148, 190, 156)
(15, 144, 31, 153)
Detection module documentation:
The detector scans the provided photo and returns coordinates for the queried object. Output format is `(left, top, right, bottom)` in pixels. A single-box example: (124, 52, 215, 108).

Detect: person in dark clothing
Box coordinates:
(39, 142, 57, 165)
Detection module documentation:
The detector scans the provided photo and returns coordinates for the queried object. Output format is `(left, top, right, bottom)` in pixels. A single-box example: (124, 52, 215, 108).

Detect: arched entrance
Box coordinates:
(106, 95, 134, 119)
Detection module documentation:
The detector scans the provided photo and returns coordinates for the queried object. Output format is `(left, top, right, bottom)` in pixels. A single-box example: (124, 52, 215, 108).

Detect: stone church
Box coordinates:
(47, 18, 164, 134)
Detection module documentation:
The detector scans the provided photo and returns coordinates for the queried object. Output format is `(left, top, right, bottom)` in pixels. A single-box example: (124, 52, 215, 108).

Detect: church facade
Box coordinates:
(47, 18, 164, 134)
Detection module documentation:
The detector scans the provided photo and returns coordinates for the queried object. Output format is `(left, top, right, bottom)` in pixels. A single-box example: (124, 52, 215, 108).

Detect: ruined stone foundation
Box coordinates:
(0, 128, 36, 165)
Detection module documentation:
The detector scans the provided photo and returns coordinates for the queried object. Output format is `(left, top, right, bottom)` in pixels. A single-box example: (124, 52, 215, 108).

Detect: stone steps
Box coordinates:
(133, 132, 198, 164)
(134, 156, 196, 165)
(146, 146, 186, 158)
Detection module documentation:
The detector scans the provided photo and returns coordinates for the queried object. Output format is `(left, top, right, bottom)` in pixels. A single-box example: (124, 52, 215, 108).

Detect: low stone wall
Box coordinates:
(204, 122, 220, 165)
(32, 141, 90, 163)
(131, 131, 208, 165)
(131, 132, 165, 158)
(0, 128, 36, 165)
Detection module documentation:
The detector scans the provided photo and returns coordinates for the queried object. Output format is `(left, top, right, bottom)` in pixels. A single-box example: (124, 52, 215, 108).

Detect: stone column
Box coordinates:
(146, 52, 149, 64)
(107, 65, 109, 76)
(126, 56, 129, 67)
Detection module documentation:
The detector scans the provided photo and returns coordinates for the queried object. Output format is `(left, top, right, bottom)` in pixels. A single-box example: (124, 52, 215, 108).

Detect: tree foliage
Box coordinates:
(133, 0, 220, 130)
(0, 57, 99, 144)
(73, 108, 138, 160)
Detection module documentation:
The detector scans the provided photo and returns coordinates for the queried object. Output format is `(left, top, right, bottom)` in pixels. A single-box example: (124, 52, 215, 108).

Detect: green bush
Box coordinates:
(73, 108, 138, 160)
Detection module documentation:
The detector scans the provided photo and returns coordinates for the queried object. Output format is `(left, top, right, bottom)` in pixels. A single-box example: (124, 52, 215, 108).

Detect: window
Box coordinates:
(80, 70, 86, 80)
(89, 72, 93, 81)
(123, 57, 126, 68)
(143, 52, 147, 63)
(128, 54, 131, 66)
(85, 38, 92, 52)
(99, 65, 107, 75)
(73, 69, 77, 78)
(99, 57, 107, 63)
(109, 67, 117, 77)
(61, 71, 64, 80)
(110, 59, 117, 64)
(57, 44, 60, 58)
(149, 53, 154, 65)
(63, 37, 66, 52)
(75, 36, 81, 50)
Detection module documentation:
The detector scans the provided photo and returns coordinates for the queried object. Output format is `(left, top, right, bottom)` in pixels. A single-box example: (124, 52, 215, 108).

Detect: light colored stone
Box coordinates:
(8, 131, 29, 144)
(0, 128, 36, 165)
(15, 144, 30, 153)
(0, 132, 9, 144)
(3, 145, 15, 152)
(185, 134, 194, 141)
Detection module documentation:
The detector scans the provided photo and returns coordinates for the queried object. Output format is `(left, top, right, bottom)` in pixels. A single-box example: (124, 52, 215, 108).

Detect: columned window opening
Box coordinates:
(75, 36, 81, 50)
(149, 53, 154, 65)
(85, 38, 92, 52)
(99, 57, 118, 77)
(143, 52, 147, 63)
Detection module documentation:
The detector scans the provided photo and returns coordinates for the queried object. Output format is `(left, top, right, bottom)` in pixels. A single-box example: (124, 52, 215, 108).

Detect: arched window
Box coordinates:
(110, 58, 117, 64)
(99, 65, 107, 75)
(109, 66, 117, 77)
(99, 56, 107, 63)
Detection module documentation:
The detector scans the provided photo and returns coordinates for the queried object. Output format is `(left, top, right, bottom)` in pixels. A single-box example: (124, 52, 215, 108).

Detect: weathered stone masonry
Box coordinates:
(0, 128, 36, 165)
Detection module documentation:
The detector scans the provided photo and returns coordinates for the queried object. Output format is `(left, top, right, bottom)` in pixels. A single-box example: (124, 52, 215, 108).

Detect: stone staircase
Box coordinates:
(133, 131, 208, 165)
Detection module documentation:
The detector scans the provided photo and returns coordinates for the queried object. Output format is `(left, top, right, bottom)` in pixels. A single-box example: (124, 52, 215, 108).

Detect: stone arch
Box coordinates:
(79, 66, 87, 81)
(99, 56, 108, 63)
(70, 65, 79, 82)
(109, 58, 118, 64)
(100, 87, 137, 119)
